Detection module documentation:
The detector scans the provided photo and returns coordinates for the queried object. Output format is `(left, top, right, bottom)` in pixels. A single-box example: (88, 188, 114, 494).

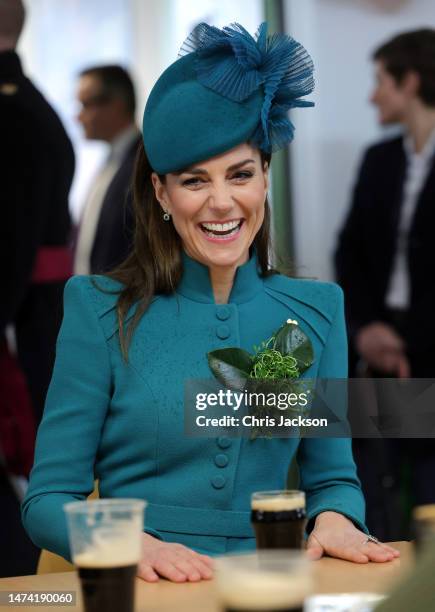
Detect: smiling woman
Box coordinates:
(22, 22, 399, 586)
(151, 144, 268, 301)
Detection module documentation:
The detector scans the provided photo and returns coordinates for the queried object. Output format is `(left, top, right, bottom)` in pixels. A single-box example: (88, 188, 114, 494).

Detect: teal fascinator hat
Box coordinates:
(143, 22, 314, 174)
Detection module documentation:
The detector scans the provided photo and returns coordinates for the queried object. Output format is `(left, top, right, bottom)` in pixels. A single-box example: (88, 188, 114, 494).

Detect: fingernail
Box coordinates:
(176, 573, 187, 581)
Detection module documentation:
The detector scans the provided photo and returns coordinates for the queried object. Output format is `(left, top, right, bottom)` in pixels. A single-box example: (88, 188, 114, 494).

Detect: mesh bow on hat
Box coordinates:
(143, 22, 314, 174)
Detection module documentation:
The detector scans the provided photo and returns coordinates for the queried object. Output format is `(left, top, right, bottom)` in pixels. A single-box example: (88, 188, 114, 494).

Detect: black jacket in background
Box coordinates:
(335, 136, 435, 359)
(89, 135, 139, 274)
(0, 50, 75, 421)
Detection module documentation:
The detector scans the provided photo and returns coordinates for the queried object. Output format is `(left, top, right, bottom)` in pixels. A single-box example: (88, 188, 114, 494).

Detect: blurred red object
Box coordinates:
(0, 336, 36, 477)
(31, 246, 72, 283)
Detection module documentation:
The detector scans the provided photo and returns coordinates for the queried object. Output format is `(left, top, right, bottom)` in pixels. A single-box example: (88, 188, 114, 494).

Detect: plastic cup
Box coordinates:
(64, 499, 146, 612)
(412, 503, 435, 554)
(214, 550, 312, 612)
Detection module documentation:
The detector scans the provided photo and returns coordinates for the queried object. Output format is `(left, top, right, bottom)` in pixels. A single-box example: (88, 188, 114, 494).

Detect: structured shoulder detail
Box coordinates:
(264, 274, 341, 322)
(63, 275, 165, 341)
(63, 275, 125, 341)
(87, 275, 124, 317)
(263, 275, 342, 346)
(65, 274, 123, 318)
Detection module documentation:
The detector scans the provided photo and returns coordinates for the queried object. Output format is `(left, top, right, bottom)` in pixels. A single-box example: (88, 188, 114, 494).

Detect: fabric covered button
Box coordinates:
(215, 453, 229, 468)
(217, 436, 232, 449)
(211, 475, 226, 489)
(216, 306, 230, 321)
(216, 324, 230, 339)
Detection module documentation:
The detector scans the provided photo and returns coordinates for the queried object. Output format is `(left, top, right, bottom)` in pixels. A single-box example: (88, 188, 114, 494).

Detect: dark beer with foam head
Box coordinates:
(64, 499, 145, 612)
(251, 491, 306, 550)
(75, 549, 138, 612)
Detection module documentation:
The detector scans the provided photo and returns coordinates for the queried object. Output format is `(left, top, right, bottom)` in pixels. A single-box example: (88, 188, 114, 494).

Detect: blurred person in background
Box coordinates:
(0, 0, 74, 575)
(74, 65, 140, 275)
(335, 29, 435, 540)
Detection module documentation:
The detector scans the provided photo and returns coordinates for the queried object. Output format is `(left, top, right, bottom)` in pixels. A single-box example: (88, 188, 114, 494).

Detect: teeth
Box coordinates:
(201, 220, 240, 231)
(202, 225, 241, 240)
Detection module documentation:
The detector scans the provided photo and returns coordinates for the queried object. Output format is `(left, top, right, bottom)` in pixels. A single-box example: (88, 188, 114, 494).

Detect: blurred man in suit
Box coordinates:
(74, 65, 140, 275)
(335, 29, 435, 540)
(0, 0, 74, 575)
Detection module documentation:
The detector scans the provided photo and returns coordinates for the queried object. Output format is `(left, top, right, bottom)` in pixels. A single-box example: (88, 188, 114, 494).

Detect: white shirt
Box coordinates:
(385, 128, 435, 309)
(74, 125, 139, 275)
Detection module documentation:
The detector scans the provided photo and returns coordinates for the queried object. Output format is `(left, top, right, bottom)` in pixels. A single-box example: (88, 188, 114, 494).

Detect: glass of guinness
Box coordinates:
(64, 499, 146, 612)
(251, 490, 306, 550)
(215, 550, 312, 612)
(412, 504, 435, 554)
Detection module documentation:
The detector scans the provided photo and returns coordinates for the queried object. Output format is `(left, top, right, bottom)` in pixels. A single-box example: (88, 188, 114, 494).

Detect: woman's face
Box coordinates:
(151, 143, 269, 269)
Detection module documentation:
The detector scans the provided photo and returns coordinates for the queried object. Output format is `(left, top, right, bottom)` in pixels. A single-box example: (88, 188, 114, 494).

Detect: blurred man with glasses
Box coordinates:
(74, 65, 140, 275)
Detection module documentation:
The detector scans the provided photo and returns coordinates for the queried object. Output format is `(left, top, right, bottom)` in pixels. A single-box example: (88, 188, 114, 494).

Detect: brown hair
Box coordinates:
(79, 65, 136, 117)
(373, 29, 435, 107)
(107, 141, 275, 359)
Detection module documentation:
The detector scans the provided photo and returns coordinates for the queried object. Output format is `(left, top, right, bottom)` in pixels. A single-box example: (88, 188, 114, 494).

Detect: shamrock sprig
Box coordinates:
(207, 319, 313, 390)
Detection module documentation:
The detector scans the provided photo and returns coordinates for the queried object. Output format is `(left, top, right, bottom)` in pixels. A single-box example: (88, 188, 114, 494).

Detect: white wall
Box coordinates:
(284, 0, 435, 280)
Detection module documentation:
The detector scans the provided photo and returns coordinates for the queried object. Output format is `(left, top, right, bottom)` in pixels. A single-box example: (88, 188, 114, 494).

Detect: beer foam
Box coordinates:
(74, 528, 141, 568)
(216, 569, 312, 609)
(74, 545, 139, 568)
(251, 494, 305, 512)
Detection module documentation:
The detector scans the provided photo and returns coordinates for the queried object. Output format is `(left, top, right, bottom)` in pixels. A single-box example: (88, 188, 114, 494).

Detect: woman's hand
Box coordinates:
(306, 511, 400, 563)
(137, 533, 214, 582)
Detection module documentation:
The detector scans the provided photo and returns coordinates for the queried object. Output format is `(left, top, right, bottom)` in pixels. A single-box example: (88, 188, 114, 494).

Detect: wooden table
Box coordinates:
(0, 542, 414, 611)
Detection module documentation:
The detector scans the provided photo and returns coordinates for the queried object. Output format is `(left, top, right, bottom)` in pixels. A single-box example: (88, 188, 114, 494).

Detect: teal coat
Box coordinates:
(22, 253, 366, 559)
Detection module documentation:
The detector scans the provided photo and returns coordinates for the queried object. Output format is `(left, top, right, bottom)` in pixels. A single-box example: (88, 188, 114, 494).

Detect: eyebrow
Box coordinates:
(175, 158, 256, 176)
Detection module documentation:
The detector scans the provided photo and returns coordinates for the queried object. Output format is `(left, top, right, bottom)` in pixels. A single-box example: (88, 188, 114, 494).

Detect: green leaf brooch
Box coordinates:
(207, 319, 314, 437)
(207, 319, 314, 390)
